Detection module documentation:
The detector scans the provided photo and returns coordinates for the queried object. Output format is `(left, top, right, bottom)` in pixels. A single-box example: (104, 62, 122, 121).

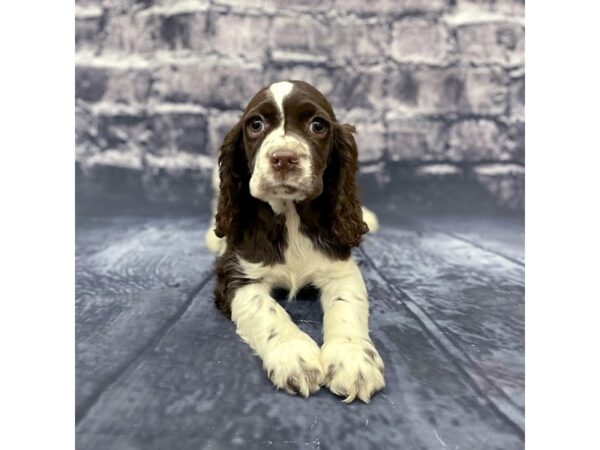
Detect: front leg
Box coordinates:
(318, 261, 385, 403)
(231, 283, 324, 397)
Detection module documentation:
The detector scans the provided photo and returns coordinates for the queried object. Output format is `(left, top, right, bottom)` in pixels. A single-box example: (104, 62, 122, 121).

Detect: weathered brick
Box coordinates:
(456, 22, 524, 66)
(152, 59, 263, 109)
(76, 101, 100, 157)
(75, 0, 102, 5)
(264, 64, 331, 92)
(387, 66, 509, 115)
(270, 16, 329, 57)
(493, 0, 525, 15)
(392, 18, 450, 64)
(99, 2, 212, 53)
(333, 0, 446, 15)
(208, 110, 243, 155)
(148, 105, 209, 155)
(112, 69, 152, 103)
(210, 13, 270, 60)
(76, 64, 153, 104)
(473, 163, 524, 210)
(509, 75, 524, 121)
(100, 0, 137, 11)
(101, 0, 159, 13)
(76, 16, 104, 52)
(76, 3, 103, 16)
(152, 11, 210, 52)
(214, 0, 332, 12)
(447, 119, 507, 161)
(338, 110, 386, 162)
(328, 66, 387, 110)
(505, 120, 524, 163)
(462, 68, 509, 115)
(385, 67, 419, 110)
(94, 108, 151, 152)
(102, 12, 160, 53)
(386, 114, 447, 161)
(355, 121, 386, 162)
(455, 0, 524, 16)
(152, 0, 210, 9)
(76, 66, 109, 103)
(328, 16, 389, 63)
(79, 103, 211, 163)
(447, 119, 525, 163)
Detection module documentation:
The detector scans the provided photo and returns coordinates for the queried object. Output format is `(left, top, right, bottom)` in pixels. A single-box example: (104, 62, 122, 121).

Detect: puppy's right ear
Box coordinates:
(214, 120, 247, 239)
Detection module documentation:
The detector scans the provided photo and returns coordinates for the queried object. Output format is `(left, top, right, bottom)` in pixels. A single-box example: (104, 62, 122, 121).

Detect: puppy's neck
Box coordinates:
(267, 199, 291, 216)
(264, 197, 352, 261)
(267, 199, 322, 230)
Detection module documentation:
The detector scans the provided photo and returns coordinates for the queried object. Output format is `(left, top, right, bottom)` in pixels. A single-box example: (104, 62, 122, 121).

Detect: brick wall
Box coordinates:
(75, 0, 525, 212)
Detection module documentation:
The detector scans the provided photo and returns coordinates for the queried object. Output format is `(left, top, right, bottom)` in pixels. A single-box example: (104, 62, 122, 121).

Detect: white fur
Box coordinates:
(232, 201, 385, 402)
(269, 80, 294, 115)
(204, 165, 226, 255)
(361, 206, 380, 233)
(319, 262, 385, 403)
(239, 200, 348, 298)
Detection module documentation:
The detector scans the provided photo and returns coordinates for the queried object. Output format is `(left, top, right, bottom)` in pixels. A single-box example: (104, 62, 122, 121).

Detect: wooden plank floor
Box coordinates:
(76, 213, 524, 450)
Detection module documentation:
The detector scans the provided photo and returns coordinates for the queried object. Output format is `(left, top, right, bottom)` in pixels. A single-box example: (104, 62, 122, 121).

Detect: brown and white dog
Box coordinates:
(205, 80, 384, 403)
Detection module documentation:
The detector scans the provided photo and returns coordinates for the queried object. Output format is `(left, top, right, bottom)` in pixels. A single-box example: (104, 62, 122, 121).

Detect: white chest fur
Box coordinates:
(238, 200, 355, 297)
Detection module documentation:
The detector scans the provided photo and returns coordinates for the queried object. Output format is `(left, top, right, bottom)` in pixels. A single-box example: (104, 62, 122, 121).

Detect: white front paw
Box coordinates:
(321, 337, 385, 403)
(262, 332, 324, 398)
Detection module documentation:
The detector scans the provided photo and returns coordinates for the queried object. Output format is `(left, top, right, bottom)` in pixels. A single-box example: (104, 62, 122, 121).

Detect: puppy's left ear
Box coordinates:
(329, 123, 369, 247)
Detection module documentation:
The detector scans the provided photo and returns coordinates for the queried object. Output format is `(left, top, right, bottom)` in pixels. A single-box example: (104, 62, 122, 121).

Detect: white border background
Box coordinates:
(1, 1, 75, 449)
(1, 1, 600, 448)
(526, 1, 600, 448)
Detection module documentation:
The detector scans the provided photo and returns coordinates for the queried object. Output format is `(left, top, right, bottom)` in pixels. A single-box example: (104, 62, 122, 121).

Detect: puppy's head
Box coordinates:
(242, 80, 336, 202)
(215, 80, 367, 245)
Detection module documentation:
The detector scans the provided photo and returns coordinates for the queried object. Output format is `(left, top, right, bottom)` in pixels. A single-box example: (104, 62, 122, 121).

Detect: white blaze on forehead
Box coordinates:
(268, 81, 294, 123)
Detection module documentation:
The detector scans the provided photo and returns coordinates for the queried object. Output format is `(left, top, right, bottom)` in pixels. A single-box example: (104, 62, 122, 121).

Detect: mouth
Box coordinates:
(274, 183, 299, 192)
(264, 182, 308, 200)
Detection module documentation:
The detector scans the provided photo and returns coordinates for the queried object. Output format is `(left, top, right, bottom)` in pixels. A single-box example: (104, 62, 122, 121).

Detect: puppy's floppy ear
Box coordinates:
(328, 123, 369, 247)
(214, 119, 247, 239)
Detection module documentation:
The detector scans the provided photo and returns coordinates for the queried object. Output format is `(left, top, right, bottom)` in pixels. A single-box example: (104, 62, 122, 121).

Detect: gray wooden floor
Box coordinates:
(75, 213, 524, 450)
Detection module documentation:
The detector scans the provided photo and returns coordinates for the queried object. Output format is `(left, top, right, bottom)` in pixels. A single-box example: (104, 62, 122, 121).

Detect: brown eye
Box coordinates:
(248, 118, 264, 134)
(309, 119, 327, 134)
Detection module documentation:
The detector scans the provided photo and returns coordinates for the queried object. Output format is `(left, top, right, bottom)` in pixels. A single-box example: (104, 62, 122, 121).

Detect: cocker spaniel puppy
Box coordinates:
(205, 80, 384, 403)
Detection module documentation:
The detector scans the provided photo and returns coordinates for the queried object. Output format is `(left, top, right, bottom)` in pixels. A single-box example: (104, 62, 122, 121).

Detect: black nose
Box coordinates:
(270, 150, 299, 171)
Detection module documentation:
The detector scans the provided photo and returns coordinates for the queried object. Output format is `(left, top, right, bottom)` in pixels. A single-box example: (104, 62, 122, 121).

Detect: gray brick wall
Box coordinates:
(76, 0, 525, 212)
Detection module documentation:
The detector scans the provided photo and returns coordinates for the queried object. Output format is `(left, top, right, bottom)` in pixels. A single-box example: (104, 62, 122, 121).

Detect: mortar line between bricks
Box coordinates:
(75, 271, 213, 426)
(358, 246, 525, 437)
